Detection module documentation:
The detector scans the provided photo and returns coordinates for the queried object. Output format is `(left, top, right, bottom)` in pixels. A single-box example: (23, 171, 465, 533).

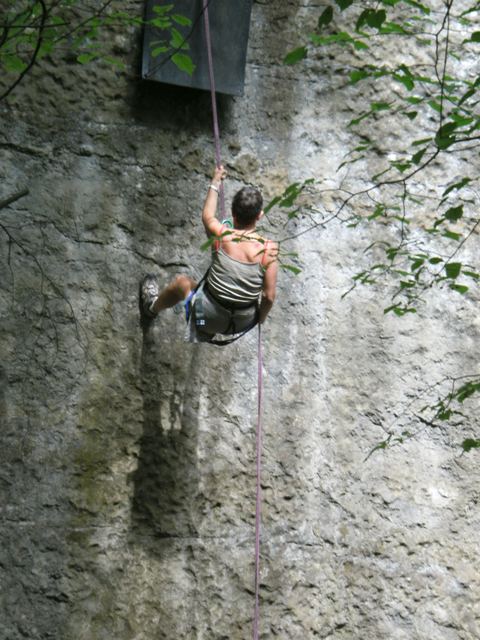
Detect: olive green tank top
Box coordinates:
(207, 248, 265, 306)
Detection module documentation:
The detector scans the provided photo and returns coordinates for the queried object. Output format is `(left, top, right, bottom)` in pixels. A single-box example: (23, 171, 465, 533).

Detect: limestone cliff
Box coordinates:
(1, 1, 479, 639)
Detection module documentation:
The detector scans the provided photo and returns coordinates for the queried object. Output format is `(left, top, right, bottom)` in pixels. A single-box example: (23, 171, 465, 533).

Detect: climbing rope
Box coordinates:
(202, 3, 263, 637)
(253, 325, 263, 640)
(202, 0, 226, 219)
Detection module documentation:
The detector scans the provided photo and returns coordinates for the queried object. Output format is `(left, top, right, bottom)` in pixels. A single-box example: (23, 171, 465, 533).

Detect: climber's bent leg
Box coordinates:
(151, 274, 197, 314)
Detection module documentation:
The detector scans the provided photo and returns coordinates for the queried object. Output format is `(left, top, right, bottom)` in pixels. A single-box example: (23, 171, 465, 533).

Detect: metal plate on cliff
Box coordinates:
(142, 0, 253, 96)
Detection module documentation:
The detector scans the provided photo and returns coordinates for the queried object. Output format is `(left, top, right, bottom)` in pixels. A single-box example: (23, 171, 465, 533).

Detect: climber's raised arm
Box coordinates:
(202, 165, 227, 237)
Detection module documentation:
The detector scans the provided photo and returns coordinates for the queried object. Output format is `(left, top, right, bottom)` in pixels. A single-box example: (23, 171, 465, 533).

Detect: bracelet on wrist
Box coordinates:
(209, 184, 219, 193)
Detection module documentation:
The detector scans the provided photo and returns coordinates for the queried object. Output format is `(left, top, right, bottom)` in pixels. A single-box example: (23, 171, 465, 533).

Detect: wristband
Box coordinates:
(209, 184, 219, 193)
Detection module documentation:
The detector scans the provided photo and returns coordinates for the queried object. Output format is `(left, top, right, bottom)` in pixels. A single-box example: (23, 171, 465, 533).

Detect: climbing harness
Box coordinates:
(184, 268, 259, 346)
(202, 2, 264, 637)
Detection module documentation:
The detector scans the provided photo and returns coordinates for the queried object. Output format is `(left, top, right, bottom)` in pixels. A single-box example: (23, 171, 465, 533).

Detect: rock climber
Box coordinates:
(140, 165, 278, 342)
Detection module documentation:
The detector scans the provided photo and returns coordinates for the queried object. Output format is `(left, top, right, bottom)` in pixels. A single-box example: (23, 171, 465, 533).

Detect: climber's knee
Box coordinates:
(172, 274, 196, 299)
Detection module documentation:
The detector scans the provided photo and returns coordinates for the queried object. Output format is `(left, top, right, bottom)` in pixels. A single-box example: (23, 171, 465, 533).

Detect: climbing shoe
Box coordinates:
(140, 273, 159, 318)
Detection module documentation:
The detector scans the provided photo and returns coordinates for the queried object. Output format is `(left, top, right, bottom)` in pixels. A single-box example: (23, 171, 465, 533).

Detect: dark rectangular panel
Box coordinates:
(142, 0, 253, 96)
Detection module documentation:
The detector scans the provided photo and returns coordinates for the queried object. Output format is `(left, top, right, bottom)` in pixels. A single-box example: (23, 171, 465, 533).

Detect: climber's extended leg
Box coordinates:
(140, 273, 196, 318)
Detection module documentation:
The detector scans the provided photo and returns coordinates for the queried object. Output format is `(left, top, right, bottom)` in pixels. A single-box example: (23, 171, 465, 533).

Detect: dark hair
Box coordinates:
(231, 187, 263, 227)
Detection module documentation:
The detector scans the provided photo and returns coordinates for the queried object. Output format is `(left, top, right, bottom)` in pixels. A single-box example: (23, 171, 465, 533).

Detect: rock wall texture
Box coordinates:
(1, 1, 479, 639)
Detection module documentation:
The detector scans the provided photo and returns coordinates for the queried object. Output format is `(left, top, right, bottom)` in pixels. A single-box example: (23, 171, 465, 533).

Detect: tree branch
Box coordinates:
(0, 0, 48, 102)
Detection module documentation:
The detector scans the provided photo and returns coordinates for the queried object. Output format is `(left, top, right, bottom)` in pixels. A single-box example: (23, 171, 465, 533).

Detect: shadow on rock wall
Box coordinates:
(131, 79, 233, 138)
(130, 318, 203, 547)
(128, 80, 234, 550)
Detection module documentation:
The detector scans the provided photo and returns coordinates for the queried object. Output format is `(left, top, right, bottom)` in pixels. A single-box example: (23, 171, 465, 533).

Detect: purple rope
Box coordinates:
(253, 325, 263, 640)
(202, 5, 263, 636)
(202, 0, 226, 219)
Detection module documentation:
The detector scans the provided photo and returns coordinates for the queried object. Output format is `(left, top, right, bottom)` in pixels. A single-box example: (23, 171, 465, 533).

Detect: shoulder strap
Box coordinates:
(213, 224, 227, 252)
(261, 240, 270, 267)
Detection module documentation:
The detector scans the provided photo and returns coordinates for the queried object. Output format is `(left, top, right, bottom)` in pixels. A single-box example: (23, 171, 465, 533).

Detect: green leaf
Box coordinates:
(428, 99, 442, 113)
(349, 111, 370, 126)
(318, 6, 333, 28)
(444, 205, 463, 221)
(393, 71, 414, 90)
(280, 188, 301, 207)
(153, 4, 174, 14)
(410, 258, 424, 271)
(151, 17, 171, 29)
(282, 264, 302, 275)
(38, 40, 55, 57)
(439, 122, 458, 136)
(334, 0, 354, 10)
(170, 27, 188, 49)
(406, 96, 423, 105)
(468, 31, 480, 43)
(391, 161, 411, 172)
(171, 52, 195, 76)
(283, 46, 307, 65)
(429, 257, 443, 265)
(353, 39, 369, 50)
(445, 262, 462, 279)
(449, 283, 469, 294)
(412, 147, 427, 164)
(151, 46, 169, 57)
(200, 237, 215, 251)
(264, 196, 282, 214)
(450, 113, 474, 127)
(380, 21, 409, 34)
(367, 9, 386, 29)
(442, 230, 462, 241)
(353, 270, 367, 282)
(356, 9, 370, 31)
(456, 382, 480, 402)
(371, 101, 391, 111)
(368, 204, 386, 220)
(172, 14, 192, 26)
(312, 31, 368, 49)
(442, 178, 470, 197)
(458, 87, 476, 107)
(461, 438, 480, 452)
(350, 69, 370, 84)
(384, 304, 417, 316)
(77, 52, 96, 64)
(3, 55, 28, 73)
(437, 409, 452, 421)
(412, 137, 432, 146)
(101, 56, 125, 69)
(403, 0, 430, 13)
(435, 122, 457, 149)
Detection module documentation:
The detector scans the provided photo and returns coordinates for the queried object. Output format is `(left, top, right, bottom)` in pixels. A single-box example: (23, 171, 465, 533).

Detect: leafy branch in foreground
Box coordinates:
(364, 374, 480, 459)
(278, 0, 479, 313)
(0, 1, 194, 102)
(271, 0, 480, 449)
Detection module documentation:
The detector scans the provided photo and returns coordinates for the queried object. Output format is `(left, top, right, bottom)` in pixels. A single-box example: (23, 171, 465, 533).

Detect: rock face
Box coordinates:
(1, 2, 479, 639)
